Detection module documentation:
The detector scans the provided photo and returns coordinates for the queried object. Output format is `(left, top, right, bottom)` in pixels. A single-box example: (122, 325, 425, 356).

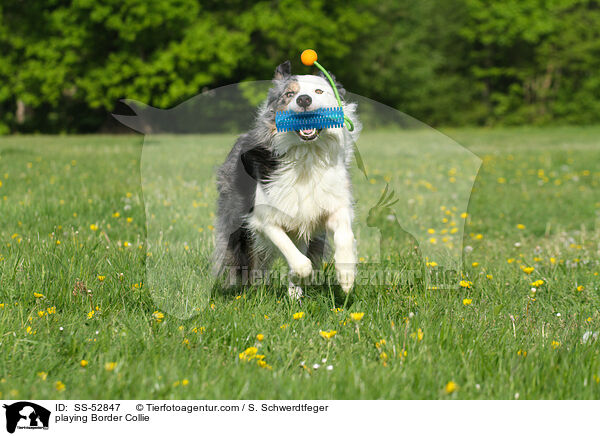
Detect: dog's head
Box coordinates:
(262, 60, 358, 155)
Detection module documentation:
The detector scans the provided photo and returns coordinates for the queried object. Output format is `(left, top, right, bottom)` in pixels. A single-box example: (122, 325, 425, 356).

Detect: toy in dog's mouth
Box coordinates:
(296, 128, 321, 141)
(275, 108, 344, 136)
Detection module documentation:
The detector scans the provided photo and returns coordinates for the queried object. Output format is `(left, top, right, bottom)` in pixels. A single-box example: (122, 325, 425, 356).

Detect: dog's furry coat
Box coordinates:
(214, 61, 361, 296)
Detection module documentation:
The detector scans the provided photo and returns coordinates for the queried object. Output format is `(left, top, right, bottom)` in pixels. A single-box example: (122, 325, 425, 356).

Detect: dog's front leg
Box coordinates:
(261, 224, 312, 279)
(327, 208, 356, 293)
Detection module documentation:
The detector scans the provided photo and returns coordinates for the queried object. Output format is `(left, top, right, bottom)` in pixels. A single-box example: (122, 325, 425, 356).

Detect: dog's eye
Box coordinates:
(315, 89, 324, 94)
(285, 91, 295, 98)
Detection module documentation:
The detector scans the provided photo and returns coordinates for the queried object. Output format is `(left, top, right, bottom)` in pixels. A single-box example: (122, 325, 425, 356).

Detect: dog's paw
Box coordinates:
(287, 281, 304, 300)
(290, 255, 313, 279)
(336, 263, 356, 294)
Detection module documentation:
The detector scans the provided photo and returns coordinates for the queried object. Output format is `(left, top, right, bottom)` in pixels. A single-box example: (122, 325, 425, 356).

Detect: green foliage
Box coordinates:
(1, 0, 599, 132)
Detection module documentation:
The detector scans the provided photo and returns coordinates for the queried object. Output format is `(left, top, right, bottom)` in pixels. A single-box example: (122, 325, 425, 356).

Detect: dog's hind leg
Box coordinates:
(307, 232, 328, 267)
(221, 227, 252, 286)
(287, 280, 303, 300)
(286, 238, 314, 301)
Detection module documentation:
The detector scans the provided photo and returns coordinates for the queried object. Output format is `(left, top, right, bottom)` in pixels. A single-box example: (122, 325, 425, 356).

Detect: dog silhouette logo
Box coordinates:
(2, 402, 50, 433)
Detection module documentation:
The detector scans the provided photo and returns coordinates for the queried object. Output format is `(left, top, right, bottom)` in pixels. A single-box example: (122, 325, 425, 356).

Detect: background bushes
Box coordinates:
(1, 0, 599, 133)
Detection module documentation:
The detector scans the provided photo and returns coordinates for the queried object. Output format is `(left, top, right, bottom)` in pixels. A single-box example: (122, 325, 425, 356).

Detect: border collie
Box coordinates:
(214, 60, 361, 298)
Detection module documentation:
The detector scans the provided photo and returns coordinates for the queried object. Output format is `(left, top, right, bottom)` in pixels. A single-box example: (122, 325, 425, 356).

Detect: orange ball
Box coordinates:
(301, 49, 318, 66)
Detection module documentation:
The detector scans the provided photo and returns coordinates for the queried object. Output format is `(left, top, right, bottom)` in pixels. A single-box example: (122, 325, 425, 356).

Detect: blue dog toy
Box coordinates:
(275, 49, 354, 133)
(275, 107, 345, 132)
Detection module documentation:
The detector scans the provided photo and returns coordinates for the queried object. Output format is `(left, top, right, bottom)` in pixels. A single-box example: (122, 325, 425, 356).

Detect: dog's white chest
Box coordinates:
(253, 162, 350, 237)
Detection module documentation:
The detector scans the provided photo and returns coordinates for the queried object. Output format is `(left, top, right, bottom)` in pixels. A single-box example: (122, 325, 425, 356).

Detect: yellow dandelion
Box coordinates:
(238, 347, 258, 360)
(577, 285, 585, 292)
(256, 334, 264, 341)
(256, 358, 272, 370)
(89, 224, 98, 231)
(445, 381, 458, 394)
(521, 266, 535, 274)
(319, 330, 337, 339)
(517, 224, 525, 230)
(80, 360, 88, 367)
(350, 312, 364, 322)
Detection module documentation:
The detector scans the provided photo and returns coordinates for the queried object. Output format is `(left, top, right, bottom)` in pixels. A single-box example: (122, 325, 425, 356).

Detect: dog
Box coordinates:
(214, 60, 361, 298)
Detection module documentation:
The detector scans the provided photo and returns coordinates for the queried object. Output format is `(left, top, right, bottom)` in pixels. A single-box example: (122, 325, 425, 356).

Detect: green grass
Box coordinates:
(0, 126, 599, 399)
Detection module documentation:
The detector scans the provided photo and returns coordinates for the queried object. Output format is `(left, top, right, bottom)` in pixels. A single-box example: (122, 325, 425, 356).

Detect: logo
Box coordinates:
(2, 402, 50, 434)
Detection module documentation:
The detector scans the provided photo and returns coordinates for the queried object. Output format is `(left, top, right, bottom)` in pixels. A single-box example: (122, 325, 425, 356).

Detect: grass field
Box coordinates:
(0, 126, 599, 399)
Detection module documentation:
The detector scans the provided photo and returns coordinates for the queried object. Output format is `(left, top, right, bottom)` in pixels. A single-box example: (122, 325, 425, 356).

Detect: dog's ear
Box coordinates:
(318, 70, 346, 98)
(274, 60, 292, 81)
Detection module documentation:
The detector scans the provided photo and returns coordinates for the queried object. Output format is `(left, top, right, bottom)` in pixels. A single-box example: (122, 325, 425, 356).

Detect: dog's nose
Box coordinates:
(296, 94, 312, 109)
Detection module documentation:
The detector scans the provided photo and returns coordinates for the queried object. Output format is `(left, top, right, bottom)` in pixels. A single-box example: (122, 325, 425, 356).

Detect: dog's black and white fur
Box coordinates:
(214, 61, 360, 298)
